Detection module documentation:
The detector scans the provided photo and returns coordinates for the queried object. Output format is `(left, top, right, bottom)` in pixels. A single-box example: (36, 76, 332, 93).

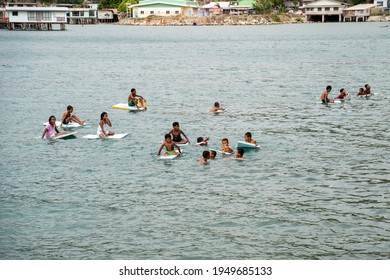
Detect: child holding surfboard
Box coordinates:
(97, 112, 115, 138)
(196, 137, 209, 146)
(169, 122, 190, 144)
(244, 132, 257, 144)
(42, 116, 67, 139)
(209, 102, 225, 113)
(158, 134, 181, 156)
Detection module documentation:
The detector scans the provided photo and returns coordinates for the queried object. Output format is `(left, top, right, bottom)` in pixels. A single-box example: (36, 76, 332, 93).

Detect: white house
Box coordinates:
(374, 0, 390, 10)
(6, 6, 68, 30)
(128, 0, 199, 18)
(343, 4, 376, 22)
(304, 0, 349, 22)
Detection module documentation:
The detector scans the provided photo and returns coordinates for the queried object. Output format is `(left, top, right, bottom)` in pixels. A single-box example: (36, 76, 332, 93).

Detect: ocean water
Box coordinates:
(0, 23, 389, 260)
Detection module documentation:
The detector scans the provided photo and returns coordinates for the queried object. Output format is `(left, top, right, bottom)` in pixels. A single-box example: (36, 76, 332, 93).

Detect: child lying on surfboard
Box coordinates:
(158, 134, 181, 156)
(196, 137, 209, 146)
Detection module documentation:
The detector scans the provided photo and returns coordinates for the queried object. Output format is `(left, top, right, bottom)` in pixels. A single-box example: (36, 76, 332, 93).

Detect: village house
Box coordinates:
(127, 0, 199, 18)
(68, 7, 98, 24)
(304, 0, 349, 22)
(6, 6, 68, 30)
(343, 4, 376, 22)
(374, 0, 390, 11)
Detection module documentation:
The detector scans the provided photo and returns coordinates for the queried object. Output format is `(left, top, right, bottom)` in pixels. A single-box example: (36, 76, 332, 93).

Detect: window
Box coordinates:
(141, 11, 144, 14)
(89, 10, 95, 17)
(377, 1, 383, 6)
(12, 11, 18, 16)
(317, 8, 322, 11)
(43, 12, 51, 21)
(166, 11, 170, 14)
(57, 17, 65, 22)
(150, 11, 154, 14)
(334, 7, 339, 11)
(28, 11, 36, 21)
(325, 7, 330, 11)
(175, 11, 179, 14)
(0, 11, 4, 18)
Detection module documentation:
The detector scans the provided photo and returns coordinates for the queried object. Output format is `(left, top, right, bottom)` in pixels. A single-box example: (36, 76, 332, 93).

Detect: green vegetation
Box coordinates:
(295, 17, 304, 23)
(117, 0, 138, 13)
(252, 0, 287, 15)
(272, 14, 281, 22)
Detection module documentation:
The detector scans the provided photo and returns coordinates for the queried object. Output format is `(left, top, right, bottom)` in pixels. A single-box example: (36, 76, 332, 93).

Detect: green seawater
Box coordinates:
(0, 23, 389, 259)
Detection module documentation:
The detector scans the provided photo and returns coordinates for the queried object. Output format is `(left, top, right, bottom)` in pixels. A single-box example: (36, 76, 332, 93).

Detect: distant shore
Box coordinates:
(119, 14, 390, 26)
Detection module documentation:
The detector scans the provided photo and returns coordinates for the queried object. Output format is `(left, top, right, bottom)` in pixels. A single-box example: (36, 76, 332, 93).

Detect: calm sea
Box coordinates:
(0, 23, 389, 260)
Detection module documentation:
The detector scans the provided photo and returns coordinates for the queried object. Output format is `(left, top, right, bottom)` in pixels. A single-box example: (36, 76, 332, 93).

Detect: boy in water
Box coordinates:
(334, 88, 349, 100)
(356, 88, 365, 96)
(169, 122, 189, 144)
(209, 102, 226, 112)
(198, 150, 210, 165)
(244, 132, 257, 144)
(196, 136, 209, 146)
(320, 85, 332, 104)
(157, 134, 181, 156)
(210, 150, 217, 160)
(363, 84, 372, 96)
(221, 138, 234, 153)
(62, 105, 85, 125)
(235, 148, 245, 159)
(128, 88, 146, 109)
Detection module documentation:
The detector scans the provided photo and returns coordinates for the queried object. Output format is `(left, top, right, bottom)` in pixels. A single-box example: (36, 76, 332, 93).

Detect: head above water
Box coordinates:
(236, 148, 244, 157)
(172, 122, 179, 128)
(210, 150, 217, 158)
(326, 85, 332, 91)
(214, 102, 220, 107)
(340, 88, 344, 93)
(202, 150, 210, 159)
(197, 137, 204, 143)
(222, 138, 229, 144)
(48, 115, 56, 124)
(131, 88, 136, 94)
(165, 134, 172, 140)
(67, 105, 73, 111)
(245, 132, 252, 138)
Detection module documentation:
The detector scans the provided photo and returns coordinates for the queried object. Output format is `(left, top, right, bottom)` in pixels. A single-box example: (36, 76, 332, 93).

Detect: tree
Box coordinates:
(118, 0, 138, 13)
(252, 0, 273, 15)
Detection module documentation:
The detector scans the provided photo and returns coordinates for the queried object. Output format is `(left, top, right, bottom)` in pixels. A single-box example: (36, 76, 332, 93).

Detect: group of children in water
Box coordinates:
(157, 120, 258, 165)
(42, 89, 259, 165)
(320, 84, 372, 104)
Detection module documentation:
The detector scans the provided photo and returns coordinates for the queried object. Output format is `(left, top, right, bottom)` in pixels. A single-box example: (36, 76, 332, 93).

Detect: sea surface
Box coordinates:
(0, 23, 389, 260)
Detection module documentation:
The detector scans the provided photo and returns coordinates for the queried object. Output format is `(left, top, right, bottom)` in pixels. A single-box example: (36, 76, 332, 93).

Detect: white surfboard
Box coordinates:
(209, 148, 233, 155)
(175, 142, 189, 147)
(159, 154, 178, 160)
(210, 108, 227, 114)
(82, 133, 128, 139)
(51, 131, 77, 140)
(357, 92, 380, 98)
(237, 141, 260, 149)
(43, 121, 85, 128)
(112, 100, 147, 111)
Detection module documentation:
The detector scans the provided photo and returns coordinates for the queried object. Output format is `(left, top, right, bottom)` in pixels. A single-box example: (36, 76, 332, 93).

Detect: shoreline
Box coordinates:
(118, 14, 390, 26)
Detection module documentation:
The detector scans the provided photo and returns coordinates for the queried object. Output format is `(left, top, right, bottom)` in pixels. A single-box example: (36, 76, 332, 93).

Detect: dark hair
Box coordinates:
(326, 85, 332, 90)
(172, 122, 179, 127)
(245, 132, 252, 138)
(67, 105, 73, 111)
(210, 150, 217, 157)
(364, 84, 369, 88)
(165, 134, 171, 140)
(359, 88, 364, 92)
(222, 138, 229, 143)
(48, 115, 56, 122)
(237, 148, 244, 156)
(131, 88, 136, 93)
(202, 150, 210, 158)
(340, 88, 344, 93)
(197, 137, 204, 143)
(214, 102, 219, 107)
(100, 112, 107, 120)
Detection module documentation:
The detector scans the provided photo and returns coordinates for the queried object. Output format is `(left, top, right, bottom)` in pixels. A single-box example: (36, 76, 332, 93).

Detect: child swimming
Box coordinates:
(209, 102, 226, 112)
(158, 134, 181, 156)
(198, 150, 210, 165)
(196, 137, 209, 146)
(221, 138, 234, 153)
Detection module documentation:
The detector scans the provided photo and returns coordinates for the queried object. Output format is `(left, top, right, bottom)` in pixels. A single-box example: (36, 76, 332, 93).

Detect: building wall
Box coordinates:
(374, 0, 390, 9)
(8, 10, 67, 23)
(134, 6, 185, 18)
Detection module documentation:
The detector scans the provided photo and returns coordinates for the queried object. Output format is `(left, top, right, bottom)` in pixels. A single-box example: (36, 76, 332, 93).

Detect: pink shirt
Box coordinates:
(45, 124, 56, 138)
